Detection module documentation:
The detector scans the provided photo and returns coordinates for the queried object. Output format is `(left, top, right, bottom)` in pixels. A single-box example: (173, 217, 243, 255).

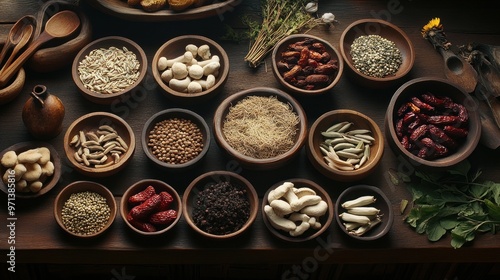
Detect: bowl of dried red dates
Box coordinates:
(271, 34, 344, 96)
(385, 77, 481, 169)
(121, 179, 182, 235)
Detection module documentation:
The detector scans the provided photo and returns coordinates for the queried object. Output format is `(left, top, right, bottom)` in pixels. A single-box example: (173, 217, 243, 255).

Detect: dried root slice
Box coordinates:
(168, 0, 194, 11)
(141, 0, 167, 12)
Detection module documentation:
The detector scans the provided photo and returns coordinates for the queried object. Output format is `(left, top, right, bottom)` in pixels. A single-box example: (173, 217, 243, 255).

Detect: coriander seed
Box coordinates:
(350, 35, 402, 78)
(61, 191, 111, 235)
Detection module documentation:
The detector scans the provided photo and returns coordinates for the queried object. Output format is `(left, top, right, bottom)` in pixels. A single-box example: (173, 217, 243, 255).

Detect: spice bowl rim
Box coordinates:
(71, 36, 148, 105)
(384, 76, 481, 168)
(151, 34, 230, 103)
(306, 109, 384, 182)
(141, 108, 211, 170)
(63, 111, 136, 177)
(334, 184, 393, 241)
(54, 180, 117, 238)
(121, 179, 182, 235)
(0, 141, 61, 199)
(213, 87, 308, 170)
(339, 18, 415, 86)
(182, 170, 259, 239)
(271, 33, 344, 96)
(0, 66, 25, 105)
(261, 178, 334, 242)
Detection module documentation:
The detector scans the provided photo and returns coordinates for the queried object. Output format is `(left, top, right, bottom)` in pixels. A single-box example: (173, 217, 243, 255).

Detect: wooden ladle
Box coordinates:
(0, 10, 80, 88)
(0, 15, 36, 68)
(440, 48, 478, 93)
(0, 25, 34, 75)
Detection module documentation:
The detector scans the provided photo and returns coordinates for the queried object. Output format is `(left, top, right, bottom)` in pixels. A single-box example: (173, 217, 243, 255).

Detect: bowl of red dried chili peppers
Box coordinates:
(385, 77, 481, 169)
(272, 34, 343, 96)
(121, 179, 182, 235)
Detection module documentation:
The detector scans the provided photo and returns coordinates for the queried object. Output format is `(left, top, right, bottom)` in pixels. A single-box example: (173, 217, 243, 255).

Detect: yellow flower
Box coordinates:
(421, 17, 442, 35)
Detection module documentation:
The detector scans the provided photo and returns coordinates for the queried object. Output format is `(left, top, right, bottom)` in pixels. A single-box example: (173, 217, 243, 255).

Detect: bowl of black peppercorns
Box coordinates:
(142, 108, 210, 171)
(182, 171, 259, 239)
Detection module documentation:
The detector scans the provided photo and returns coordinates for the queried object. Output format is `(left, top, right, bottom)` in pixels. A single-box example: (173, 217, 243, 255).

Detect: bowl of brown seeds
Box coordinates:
(72, 36, 147, 105)
(63, 112, 136, 177)
(141, 108, 210, 170)
(213, 87, 307, 170)
(54, 180, 117, 238)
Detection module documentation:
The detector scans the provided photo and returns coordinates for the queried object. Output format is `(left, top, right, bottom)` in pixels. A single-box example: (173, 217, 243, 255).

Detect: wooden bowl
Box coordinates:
(307, 109, 384, 182)
(63, 112, 135, 177)
(213, 87, 307, 170)
(0, 141, 61, 198)
(335, 185, 393, 241)
(339, 19, 415, 88)
(141, 108, 210, 170)
(72, 36, 147, 105)
(384, 77, 481, 169)
(152, 35, 229, 104)
(0, 66, 25, 105)
(272, 34, 344, 96)
(262, 178, 334, 242)
(54, 181, 117, 238)
(182, 171, 259, 239)
(28, 0, 92, 73)
(121, 179, 182, 235)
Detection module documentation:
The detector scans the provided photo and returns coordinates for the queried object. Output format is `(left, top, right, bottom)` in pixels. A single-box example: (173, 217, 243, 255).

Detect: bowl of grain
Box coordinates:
(63, 112, 135, 177)
(72, 36, 147, 105)
(182, 171, 259, 239)
(54, 180, 117, 238)
(141, 108, 210, 170)
(213, 87, 308, 170)
(339, 19, 415, 88)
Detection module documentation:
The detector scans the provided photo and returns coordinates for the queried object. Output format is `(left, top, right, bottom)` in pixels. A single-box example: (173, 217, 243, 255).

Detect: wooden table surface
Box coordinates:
(1, 0, 500, 265)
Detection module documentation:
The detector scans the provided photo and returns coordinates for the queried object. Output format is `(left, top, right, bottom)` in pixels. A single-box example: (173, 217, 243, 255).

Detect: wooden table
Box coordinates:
(1, 0, 500, 277)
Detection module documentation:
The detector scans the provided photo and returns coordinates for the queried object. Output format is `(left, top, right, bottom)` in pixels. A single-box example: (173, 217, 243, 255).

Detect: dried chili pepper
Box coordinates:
(409, 124, 428, 142)
(403, 111, 417, 125)
(417, 147, 429, 158)
(420, 137, 449, 157)
(429, 125, 457, 149)
(451, 103, 469, 123)
(401, 135, 412, 150)
(426, 115, 459, 125)
(397, 102, 409, 117)
(396, 118, 404, 139)
(411, 96, 435, 112)
(443, 125, 469, 138)
(421, 92, 449, 107)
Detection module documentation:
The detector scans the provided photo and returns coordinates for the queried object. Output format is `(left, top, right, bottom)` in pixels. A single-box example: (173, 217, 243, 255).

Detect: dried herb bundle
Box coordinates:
(222, 96, 299, 159)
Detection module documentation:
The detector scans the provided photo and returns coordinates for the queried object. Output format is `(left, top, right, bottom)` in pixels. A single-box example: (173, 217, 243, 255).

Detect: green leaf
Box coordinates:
(451, 234, 467, 249)
(440, 217, 460, 230)
(485, 199, 500, 221)
(447, 160, 471, 177)
(485, 181, 500, 205)
(426, 219, 447, 241)
(469, 184, 490, 199)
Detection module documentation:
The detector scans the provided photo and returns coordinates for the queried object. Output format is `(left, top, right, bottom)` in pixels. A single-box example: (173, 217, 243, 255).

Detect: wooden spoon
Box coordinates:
(0, 10, 80, 87)
(440, 48, 478, 93)
(0, 25, 33, 75)
(0, 15, 36, 68)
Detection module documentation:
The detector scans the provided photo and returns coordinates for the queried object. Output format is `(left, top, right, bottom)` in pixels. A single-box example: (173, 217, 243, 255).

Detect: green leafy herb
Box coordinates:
(404, 161, 500, 248)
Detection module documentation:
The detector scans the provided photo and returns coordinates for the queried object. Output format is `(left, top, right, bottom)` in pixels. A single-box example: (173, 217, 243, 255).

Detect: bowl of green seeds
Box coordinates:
(54, 181, 117, 238)
(339, 18, 415, 88)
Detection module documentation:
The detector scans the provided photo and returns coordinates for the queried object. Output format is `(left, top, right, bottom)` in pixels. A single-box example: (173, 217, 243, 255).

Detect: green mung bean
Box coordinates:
(350, 35, 402, 78)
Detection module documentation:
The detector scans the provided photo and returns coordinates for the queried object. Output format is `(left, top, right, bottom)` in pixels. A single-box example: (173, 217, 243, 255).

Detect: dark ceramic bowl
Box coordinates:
(262, 178, 334, 242)
(213, 87, 307, 170)
(63, 112, 135, 177)
(121, 179, 182, 235)
(72, 36, 147, 105)
(0, 66, 25, 105)
(182, 171, 259, 239)
(385, 77, 481, 169)
(0, 141, 61, 198)
(54, 180, 117, 238)
(141, 108, 210, 170)
(152, 35, 229, 104)
(335, 185, 393, 241)
(272, 34, 344, 96)
(339, 19, 415, 88)
(307, 109, 384, 182)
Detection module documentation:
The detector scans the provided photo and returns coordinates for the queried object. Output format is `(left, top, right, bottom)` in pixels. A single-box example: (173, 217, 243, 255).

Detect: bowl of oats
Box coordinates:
(72, 36, 147, 105)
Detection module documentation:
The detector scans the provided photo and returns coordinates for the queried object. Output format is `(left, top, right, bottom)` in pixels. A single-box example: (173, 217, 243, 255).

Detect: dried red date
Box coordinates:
(129, 194, 161, 220)
(304, 74, 329, 84)
(428, 125, 457, 149)
(443, 125, 468, 138)
(149, 210, 177, 225)
(158, 191, 174, 211)
(314, 64, 338, 75)
(127, 213, 157, 232)
(283, 65, 302, 82)
(297, 47, 310, 67)
(128, 185, 155, 205)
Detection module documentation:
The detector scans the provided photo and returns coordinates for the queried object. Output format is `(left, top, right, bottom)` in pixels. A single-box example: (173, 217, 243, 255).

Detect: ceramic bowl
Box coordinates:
(0, 141, 61, 198)
(54, 180, 117, 238)
(72, 36, 147, 105)
(213, 87, 307, 170)
(152, 35, 229, 103)
(63, 112, 135, 177)
(335, 185, 393, 241)
(0, 66, 25, 105)
(339, 19, 415, 88)
(272, 34, 344, 96)
(182, 171, 259, 239)
(141, 108, 210, 170)
(384, 77, 481, 169)
(307, 109, 384, 182)
(121, 179, 182, 235)
(262, 178, 334, 242)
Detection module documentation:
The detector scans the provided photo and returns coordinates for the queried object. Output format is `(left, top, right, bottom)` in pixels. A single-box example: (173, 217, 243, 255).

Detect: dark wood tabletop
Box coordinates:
(1, 0, 500, 266)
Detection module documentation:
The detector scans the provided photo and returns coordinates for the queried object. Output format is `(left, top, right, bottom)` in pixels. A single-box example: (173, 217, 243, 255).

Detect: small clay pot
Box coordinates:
(22, 85, 65, 139)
